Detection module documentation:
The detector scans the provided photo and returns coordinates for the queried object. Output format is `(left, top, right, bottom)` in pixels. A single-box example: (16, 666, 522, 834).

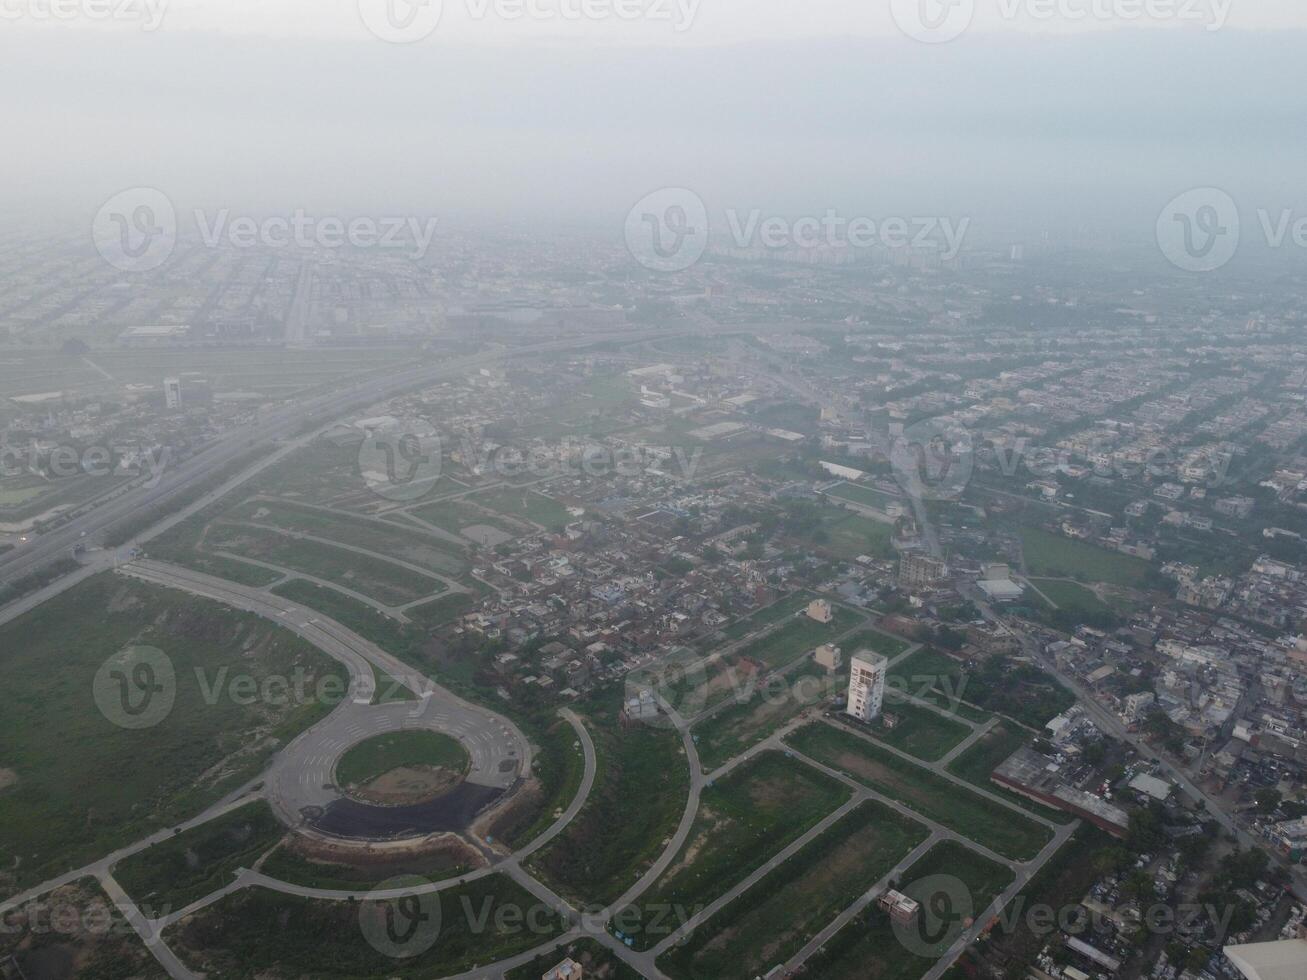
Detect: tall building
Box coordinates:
(899, 553, 947, 590)
(164, 377, 182, 410)
(847, 650, 888, 723)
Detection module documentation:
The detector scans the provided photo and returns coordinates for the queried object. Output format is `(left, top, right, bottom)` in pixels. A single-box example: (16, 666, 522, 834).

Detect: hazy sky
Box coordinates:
(2, 1, 1305, 242)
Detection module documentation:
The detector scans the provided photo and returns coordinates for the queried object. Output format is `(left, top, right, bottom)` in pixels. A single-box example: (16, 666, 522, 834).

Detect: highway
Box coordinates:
(0, 326, 749, 593)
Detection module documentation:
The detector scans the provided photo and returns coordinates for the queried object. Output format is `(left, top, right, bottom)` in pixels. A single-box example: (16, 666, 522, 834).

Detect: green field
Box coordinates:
(259, 842, 473, 892)
(207, 522, 444, 606)
(785, 723, 1052, 861)
(1020, 527, 1152, 587)
(408, 498, 522, 538)
(692, 661, 836, 772)
(889, 648, 1072, 730)
(659, 799, 930, 980)
(734, 606, 862, 672)
(618, 751, 851, 950)
(946, 723, 1074, 824)
(166, 875, 565, 978)
(721, 592, 815, 640)
(406, 591, 477, 628)
(872, 701, 972, 762)
(475, 487, 572, 529)
(803, 840, 1015, 980)
(488, 715, 588, 850)
(826, 482, 901, 510)
(335, 731, 469, 788)
(822, 511, 896, 561)
(843, 627, 913, 660)
(531, 702, 689, 905)
(230, 499, 467, 576)
(0, 575, 346, 897)
(114, 802, 285, 911)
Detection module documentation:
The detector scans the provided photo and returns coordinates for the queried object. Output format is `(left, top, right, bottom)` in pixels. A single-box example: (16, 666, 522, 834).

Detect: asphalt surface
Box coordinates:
(120, 560, 529, 841)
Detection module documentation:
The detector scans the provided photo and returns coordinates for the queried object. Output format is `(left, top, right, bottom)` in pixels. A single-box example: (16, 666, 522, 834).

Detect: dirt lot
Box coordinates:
(350, 765, 465, 806)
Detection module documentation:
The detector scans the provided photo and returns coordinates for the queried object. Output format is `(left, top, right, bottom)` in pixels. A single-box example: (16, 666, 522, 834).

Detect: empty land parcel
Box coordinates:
(785, 722, 1052, 861)
(658, 798, 930, 980)
(618, 751, 851, 950)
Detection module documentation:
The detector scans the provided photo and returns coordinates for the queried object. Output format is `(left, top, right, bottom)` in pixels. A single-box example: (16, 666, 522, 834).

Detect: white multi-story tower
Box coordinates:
(164, 377, 182, 410)
(847, 650, 888, 723)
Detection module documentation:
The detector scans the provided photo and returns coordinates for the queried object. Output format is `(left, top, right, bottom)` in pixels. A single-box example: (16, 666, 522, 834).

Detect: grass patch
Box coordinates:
(873, 701, 972, 763)
(890, 649, 1073, 730)
(0, 575, 345, 898)
(822, 511, 896, 561)
(692, 661, 835, 772)
(825, 482, 901, 510)
(531, 699, 689, 905)
(407, 591, 476, 628)
(785, 723, 1052, 861)
(258, 844, 471, 892)
(617, 751, 850, 950)
(659, 799, 930, 980)
(408, 498, 521, 538)
(721, 592, 814, 640)
(843, 628, 913, 660)
(1020, 527, 1152, 588)
(114, 802, 285, 911)
(803, 840, 1014, 980)
(734, 607, 862, 672)
(335, 731, 469, 788)
(208, 523, 441, 605)
(474, 487, 572, 529)
(167, 875, 565, 977)
(488, 715, 587, 851)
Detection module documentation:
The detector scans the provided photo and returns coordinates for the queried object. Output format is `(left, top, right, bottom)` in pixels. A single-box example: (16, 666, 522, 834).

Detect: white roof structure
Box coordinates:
(1225, 940, 1307, 980)
(1129, 773, 1173, 802)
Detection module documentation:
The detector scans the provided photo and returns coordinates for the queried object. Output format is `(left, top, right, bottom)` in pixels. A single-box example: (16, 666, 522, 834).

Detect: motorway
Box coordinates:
(0, 326, 761, 593)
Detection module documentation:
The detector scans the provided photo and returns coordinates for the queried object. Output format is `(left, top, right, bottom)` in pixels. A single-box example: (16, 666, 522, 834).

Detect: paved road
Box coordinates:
(120, 560, 529, 835)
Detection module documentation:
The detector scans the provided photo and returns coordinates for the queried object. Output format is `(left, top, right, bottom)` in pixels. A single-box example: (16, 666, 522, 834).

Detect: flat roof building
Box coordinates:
(992, 747, 1130, 837)
(847, 650, 888, 723)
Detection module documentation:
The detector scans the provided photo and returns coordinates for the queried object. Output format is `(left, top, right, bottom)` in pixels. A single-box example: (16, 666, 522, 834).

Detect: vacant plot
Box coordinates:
(230, 499, 467, 576)
(735, 606, 862, 673)
(406, 591, 476, 628)
(408, 498, 523, 540)
(114, 802, 285, 911)
(0, 877, 167, 979)
(825, 482, 901, 510)
(692, 661, 836, 772)
(259, 838, 476, 892)
(890, 649, 1072, 730)
(822, 512, 896, 561)
(804, 840, 1014, 980)
(946, 723, 1074, 824)
(474, 487, 572, 529)
(0, 575, 345, 898)
(166, 875, 565, 978)
(487, 714, 587, 851)
(207, 523, 443, 606)
(1020, 527, 1152, 588)
(721, 592, 815, 640)
(843, 627, 913, 660)
(785, 723, 1052, 861)
(618, 751, 850, 950)
(872, 701, 972, 762)
(659, 799, 930, 980)
(336, 731, 469, 789)
(531, 701, 689, 905)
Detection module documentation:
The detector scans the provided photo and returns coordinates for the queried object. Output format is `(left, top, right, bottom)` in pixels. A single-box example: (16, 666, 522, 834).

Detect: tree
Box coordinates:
(1255, 788, 1283, 813)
